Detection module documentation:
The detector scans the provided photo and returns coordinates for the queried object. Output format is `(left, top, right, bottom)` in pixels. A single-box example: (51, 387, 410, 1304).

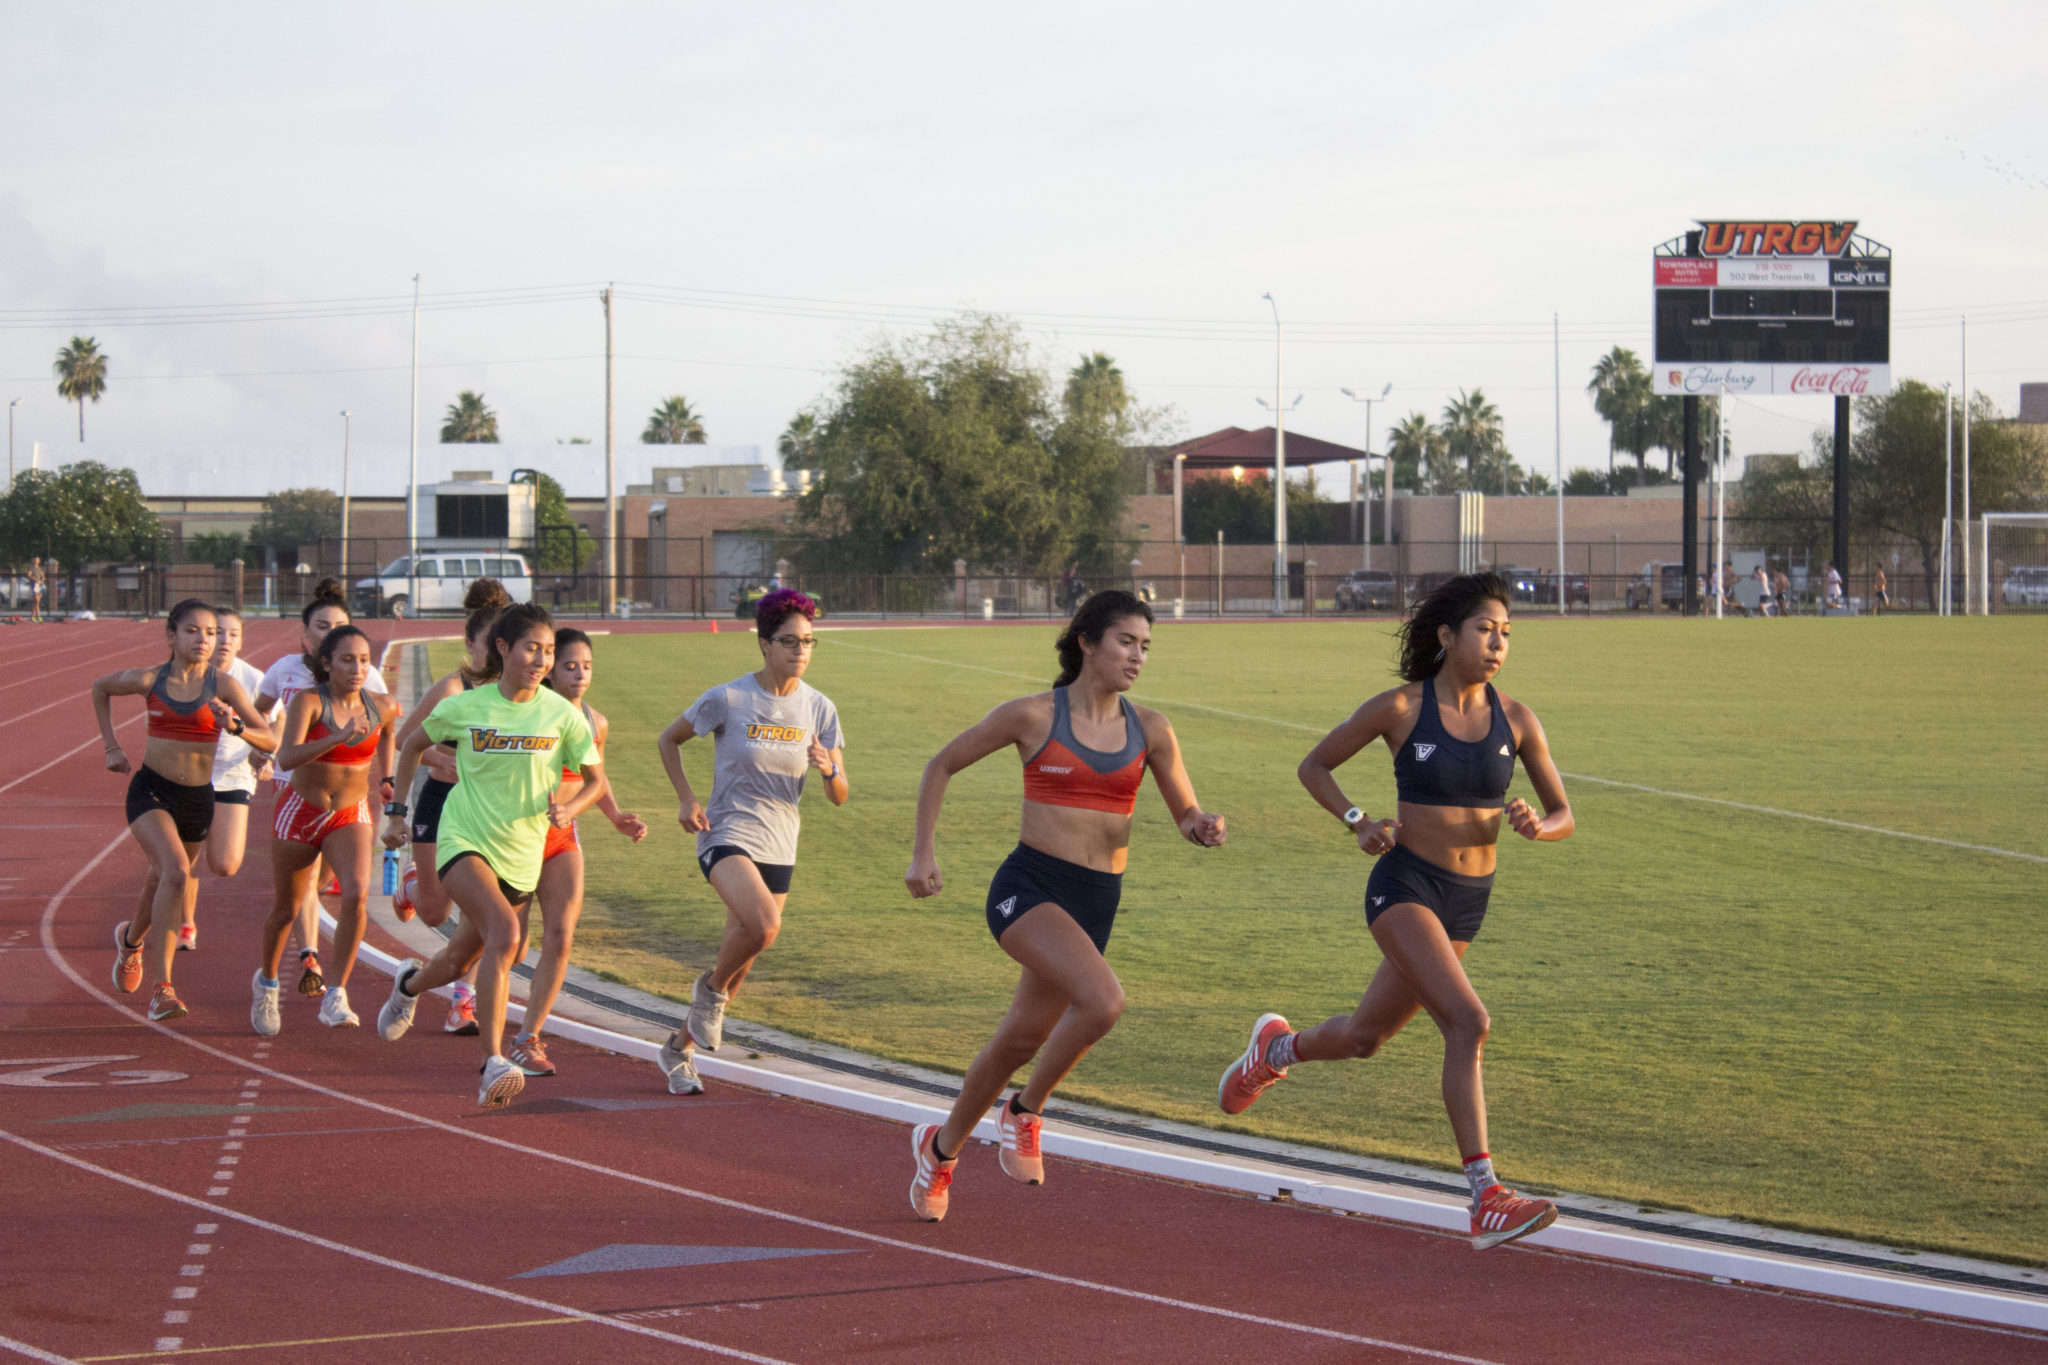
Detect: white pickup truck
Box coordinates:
(355, 553, 534, 618)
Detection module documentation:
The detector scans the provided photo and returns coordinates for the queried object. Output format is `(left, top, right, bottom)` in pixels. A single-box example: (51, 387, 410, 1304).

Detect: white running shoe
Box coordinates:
(658, 1035, 703, 1095)
(686, 972, 728, 1052)
(250, 971, 282, 1037)
(478, 1054, 525, 1109)
(378, 961, 423, 1041)
(317, 985, 360, 1028)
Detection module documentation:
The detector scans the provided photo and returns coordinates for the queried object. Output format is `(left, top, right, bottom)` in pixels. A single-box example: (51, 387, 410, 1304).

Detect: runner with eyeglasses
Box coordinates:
(651, 589, 847, 1096)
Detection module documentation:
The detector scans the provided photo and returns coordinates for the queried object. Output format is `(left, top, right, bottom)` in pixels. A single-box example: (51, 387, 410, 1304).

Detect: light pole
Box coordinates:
(1341, 383, 1390, 569)
(1942, 382, 1953, 617)
(1173, 451, 1186, 606)
(406, 274, 421, 613)
(339, 410, 352, 584)
(1261, 292, 1287, 615)
(7, 398, 17, 493)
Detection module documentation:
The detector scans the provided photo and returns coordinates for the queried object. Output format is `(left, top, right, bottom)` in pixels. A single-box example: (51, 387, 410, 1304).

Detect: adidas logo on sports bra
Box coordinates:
(1413, 743, 1437, 761)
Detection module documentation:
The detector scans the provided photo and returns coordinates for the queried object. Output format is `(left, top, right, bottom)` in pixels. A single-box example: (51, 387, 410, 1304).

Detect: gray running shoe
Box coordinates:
(477, 1054, 525, 1109)
(377, 961, 423, 1041)
(658, 1035, 704, 1095)
(317, 984, 360, 1028)
(250, 971, 282, 1037)
(686, 972, 728, 1052)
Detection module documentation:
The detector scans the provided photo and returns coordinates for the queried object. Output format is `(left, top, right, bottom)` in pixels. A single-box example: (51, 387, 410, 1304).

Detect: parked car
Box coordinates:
(1531, 571, 1591, 606)
(1625, 562, 1687, 611)
(355, 553, 534, 618)
(1333, 569, 1399, 611)
(2002, 566, 2048, 606)
(1409, 571, 1458, 601)
(1500, 567, 1543, 603)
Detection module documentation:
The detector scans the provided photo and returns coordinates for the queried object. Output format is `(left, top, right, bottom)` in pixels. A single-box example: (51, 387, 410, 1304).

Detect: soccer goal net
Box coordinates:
(1983, 512, 2048, 614)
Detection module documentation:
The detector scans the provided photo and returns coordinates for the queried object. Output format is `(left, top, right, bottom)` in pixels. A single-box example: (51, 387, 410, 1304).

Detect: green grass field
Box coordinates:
(438, 615, 2048, 1264)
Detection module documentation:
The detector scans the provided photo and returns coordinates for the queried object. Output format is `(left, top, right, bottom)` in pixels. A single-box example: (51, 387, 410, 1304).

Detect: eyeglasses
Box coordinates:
(770, 635, 816, 651)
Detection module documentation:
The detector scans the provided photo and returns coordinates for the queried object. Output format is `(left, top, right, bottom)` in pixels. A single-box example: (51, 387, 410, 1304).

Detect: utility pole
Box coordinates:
(1262, 293, 1287, 615)
(1960, 316, 1972, 614)
(7, 398, 17, 493)
(1942, 382, 1953, 616)
(407, 274, 420, 610)
(1553, 313, 1564, 616)
(1342, 384, 1390, 570)
(339, 410, 352, 582)
(602, 285, 617, 617)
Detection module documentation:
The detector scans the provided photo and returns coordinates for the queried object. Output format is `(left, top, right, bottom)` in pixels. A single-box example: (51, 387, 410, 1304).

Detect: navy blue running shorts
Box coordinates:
(985, 842, 1123, 955)
(1364, 844, 1493, 943)
(698, 844, 794, 896)
(412, 777, 454, 844)
(126, 767, 214, 844)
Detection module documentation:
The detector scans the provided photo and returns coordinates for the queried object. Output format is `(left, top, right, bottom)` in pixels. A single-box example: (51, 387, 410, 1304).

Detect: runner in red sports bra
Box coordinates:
(252, 624, 395, 1036)
(901, 590, 1225, 1222)
(91, 598, 275, 1024)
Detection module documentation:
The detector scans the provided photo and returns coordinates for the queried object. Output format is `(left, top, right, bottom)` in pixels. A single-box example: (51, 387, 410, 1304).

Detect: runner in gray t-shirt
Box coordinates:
(654, 590, 848, 1095)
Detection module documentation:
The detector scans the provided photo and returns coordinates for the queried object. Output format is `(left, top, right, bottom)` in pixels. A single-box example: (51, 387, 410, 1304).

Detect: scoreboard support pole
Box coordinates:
(1681, 396, 1700, 616)
(1832, 395, 1851, 589)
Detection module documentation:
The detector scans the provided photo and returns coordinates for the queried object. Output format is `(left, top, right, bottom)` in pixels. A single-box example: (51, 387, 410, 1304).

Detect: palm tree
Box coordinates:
(1387, 411, 1451, 493)
(1441, 388, 1506, 489)
(1064, 351, 1127, 418)
(1586, 346, 1638, 480)
(643, 395, 706, 445)
(53, 337, 109, 442)
(440, 391, 499, 443)
(1588, 348, 1660, 485)
(778, 412, 818, 467)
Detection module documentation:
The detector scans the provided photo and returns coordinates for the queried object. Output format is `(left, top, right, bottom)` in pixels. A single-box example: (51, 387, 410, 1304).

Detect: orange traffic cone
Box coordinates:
(709, 620, 718, 634)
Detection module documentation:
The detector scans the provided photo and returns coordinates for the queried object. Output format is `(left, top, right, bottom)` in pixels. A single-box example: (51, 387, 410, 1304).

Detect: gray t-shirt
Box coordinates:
(684, 673, 843, 867)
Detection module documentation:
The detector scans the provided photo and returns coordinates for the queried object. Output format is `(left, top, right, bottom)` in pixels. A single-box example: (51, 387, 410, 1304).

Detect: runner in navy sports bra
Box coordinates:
(903, 590, 1225, 1222)
(1215, 571, 1575, 1252)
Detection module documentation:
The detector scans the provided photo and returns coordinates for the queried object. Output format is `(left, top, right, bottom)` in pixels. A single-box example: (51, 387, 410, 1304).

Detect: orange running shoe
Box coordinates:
(392, 865, 418, 922)
(147, 983, 188, 1022)
(997, 1097, 1044, 1185)
(111, 921, 144, 994)
(1470, 1184, 1558, 1250)
(1217, 1012, 1292, 1115)
(909, 1123, 958, 1222)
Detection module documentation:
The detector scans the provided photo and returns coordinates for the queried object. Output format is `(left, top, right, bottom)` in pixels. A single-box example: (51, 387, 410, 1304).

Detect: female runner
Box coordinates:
(506, 628, 647, 1078)
(652, 589, 846, 1097)
(904, 590, 1225, 1221)
(186, 605, 272, 951)
(250, 624, 395, 1034)
(389, 577, 511, 1035)
(92, 600, 275, 1021)
(1215, 571, 1574, 1251)
(375, 603, 603, 1108)
(255, 579, 393, 999)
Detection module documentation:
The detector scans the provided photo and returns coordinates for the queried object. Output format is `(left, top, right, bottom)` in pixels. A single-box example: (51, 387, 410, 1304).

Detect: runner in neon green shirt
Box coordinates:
(376, 604, 604, 1109)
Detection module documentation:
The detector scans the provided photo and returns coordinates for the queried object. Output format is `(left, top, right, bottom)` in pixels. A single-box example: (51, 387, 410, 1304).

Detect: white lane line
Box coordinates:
(825, 636, 2048, 865)
(0, 1129, 793, 1365)
(0, 1331, 81, 1364)
(40, 832, 1503, 1364)
(0, 630, 161, 692)
(0, 715, 143, 799)
(0, 692, 97, 732)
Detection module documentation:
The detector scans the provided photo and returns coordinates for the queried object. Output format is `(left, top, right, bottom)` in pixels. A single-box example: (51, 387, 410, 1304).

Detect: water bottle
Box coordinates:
(382, 849, 399, 897)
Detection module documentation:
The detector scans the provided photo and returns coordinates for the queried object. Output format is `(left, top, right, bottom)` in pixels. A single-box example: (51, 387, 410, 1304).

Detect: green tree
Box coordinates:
(1386, 411, 1447, 493)
(440, 391, 499, 443)
(643, 396, 706, 445)
(1441, 388, 1509, 491)
(248, 488, 341, 559)
(0, 460, 160, 564)
(777, 412, 818, 468)
(796, 314, 1144, 574)
(519, 471, 595, 572)
(1180, 470, 1326, 543)
(53, 336, 109, 443)
(184, 530, 247, 566)
(1587, 348, 1659, 485)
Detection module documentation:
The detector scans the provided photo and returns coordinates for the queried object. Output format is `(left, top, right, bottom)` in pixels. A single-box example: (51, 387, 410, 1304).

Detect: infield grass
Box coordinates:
(440, 614, 2048, 1264)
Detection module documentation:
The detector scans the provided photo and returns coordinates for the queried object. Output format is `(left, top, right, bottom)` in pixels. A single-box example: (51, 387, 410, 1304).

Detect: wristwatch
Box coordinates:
(823, 764, 841, 781)
(383, 801, 409, 818)
(1340, 806, 1365, 830)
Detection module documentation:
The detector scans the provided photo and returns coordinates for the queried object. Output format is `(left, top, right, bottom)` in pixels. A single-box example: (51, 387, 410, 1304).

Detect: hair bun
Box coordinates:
(310, 576, 347, 603)
(464, 577, 513, 612)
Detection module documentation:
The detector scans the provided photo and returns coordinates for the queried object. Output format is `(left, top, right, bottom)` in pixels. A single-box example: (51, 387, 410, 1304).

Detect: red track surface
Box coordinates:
(1, 619, 2040, 1364)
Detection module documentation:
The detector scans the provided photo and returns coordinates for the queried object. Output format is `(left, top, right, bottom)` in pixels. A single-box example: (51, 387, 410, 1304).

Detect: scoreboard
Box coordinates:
(1652, 220, 1891, 396)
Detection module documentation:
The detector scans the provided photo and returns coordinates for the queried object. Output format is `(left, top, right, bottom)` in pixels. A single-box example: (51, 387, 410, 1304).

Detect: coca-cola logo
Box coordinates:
(1788, 367, 1873, 395)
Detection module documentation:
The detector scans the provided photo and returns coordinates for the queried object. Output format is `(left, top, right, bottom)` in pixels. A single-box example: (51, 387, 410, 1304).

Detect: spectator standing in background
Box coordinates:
(28, 556, 45, 621)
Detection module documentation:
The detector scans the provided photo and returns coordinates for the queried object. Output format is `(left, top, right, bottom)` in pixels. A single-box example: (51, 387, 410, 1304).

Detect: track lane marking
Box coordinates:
(0, 716, 144, 798)
(0, 1333, 81, 1364)
(71, 1316, 579, 1360)
(824, 635, 2048, 864)
(37, 833, 1505, 1365)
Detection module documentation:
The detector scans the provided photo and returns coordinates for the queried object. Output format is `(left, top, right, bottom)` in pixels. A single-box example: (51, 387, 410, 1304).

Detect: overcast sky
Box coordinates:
(3, 1, 2043, 494)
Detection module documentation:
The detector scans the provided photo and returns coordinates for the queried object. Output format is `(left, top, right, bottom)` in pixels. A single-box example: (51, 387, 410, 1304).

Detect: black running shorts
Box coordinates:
(985, 842, 1123, 956)
(1364, 844, 1493, 943)
(126, 767, 214, 844)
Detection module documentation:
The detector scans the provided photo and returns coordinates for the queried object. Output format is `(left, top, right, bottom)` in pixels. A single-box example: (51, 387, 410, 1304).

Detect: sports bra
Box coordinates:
(146, 667, 222, 743)
(1392, 676, 1518, 809)
(561, 701, 596, 781)
(307, 684, 383, 766)
(1020, 687, 1147, 816)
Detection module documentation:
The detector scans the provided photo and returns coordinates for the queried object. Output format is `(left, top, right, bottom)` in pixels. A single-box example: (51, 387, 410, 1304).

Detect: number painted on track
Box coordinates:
(0, 1054, 189, 1087)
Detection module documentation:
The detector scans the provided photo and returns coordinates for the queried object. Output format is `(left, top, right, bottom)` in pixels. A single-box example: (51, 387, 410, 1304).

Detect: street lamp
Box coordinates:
(1341, 383, 1391, 569)
(339, 411, 353, 585)
(7, 398, 18, 493)
(1260, 292, 1288, 616)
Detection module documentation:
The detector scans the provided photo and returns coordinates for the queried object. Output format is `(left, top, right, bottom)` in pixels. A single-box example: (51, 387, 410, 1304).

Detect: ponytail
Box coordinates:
(1053, 590, 1153, 687)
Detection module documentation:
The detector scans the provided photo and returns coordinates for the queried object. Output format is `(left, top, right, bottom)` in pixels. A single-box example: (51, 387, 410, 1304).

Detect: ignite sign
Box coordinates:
(1651, 219, 1891, 396)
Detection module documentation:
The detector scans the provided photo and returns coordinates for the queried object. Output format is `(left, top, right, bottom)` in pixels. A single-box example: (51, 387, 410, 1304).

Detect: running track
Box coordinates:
(0, 618, 2038, 1364)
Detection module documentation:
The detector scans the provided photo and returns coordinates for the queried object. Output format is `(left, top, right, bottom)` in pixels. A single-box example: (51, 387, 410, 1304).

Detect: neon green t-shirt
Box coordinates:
(423, 684, 596, 892)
